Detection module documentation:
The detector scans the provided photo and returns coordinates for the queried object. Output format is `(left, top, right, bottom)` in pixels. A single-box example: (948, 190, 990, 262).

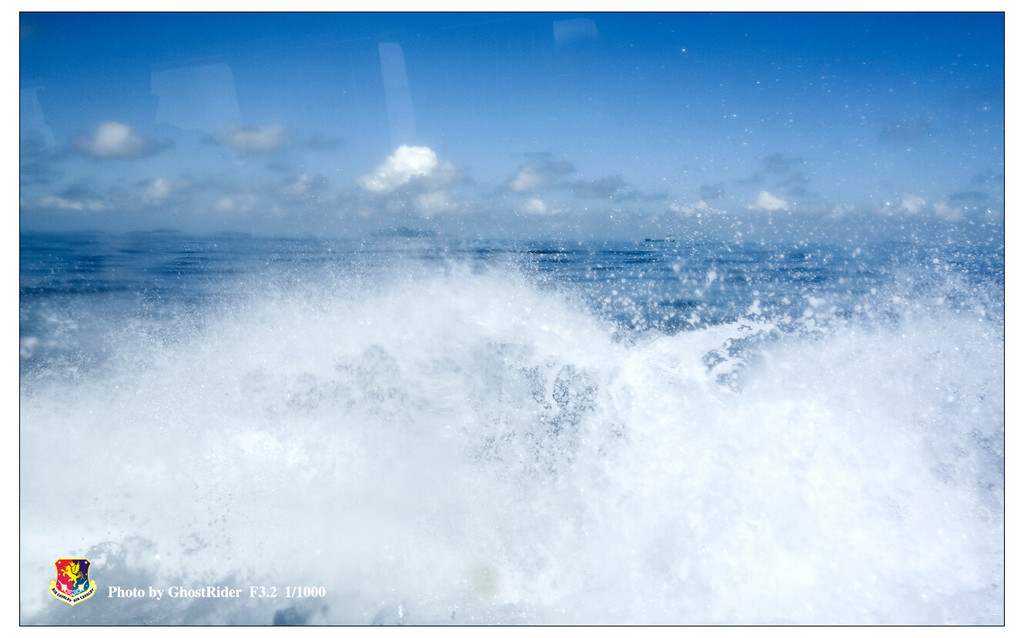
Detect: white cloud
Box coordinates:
(356, 145, 463, 217)
(668, 200, 723, 216)
(754, 190, 788, 211)
(218, 123, 289, 152)
(509, 166, 548, 193)
(38, 195, 108, 211)
(281, 174, 326, 198)
(358, 145, 452, 194)
(75, 122, 158, 159)
(215, 193, 257, 213)
(413, 191, 453, 216)
(901, 193, 927, 213)
(831, 203, 856, 218)
(143, 177, 173, 205)
(283, 174, 313, 196)
(933, 202, 963, 220)
(507, 155, 574, 193)
(518, 197, 548, 215)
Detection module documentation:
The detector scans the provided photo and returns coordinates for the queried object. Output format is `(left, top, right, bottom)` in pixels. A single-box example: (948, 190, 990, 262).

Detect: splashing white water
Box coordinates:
(20, 262, 1003, 624)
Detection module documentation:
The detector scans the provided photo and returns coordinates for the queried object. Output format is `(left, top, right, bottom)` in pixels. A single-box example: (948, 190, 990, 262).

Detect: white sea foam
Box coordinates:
(19, 261, 1003, 624)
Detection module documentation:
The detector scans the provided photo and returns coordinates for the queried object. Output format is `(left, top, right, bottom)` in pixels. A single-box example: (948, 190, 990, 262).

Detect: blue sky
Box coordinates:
(19, 12, 1004, 239)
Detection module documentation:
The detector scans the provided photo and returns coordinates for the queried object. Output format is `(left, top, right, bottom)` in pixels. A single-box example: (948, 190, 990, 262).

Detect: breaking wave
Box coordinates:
(20, 254, 1003, 624)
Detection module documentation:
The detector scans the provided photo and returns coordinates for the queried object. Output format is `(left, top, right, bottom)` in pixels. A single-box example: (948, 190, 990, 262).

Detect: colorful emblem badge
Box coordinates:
(50, 559, 97, 605)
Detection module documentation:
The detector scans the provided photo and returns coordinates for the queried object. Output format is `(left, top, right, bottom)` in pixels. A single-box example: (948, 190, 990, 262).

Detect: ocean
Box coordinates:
(19, 229, 1004, 624)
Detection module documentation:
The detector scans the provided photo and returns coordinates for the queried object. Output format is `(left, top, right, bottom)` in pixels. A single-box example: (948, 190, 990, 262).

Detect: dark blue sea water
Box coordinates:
(20, 231, 1004, 624)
